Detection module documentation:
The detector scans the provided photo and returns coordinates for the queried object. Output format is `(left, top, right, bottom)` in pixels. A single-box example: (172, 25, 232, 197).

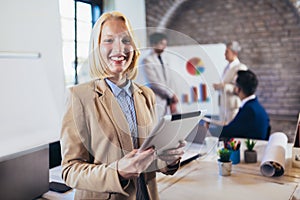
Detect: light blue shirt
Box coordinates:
(105, 78, 138, 146)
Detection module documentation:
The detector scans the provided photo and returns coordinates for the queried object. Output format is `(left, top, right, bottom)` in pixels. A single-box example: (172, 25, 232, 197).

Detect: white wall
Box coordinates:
(0, 0, 65, 157)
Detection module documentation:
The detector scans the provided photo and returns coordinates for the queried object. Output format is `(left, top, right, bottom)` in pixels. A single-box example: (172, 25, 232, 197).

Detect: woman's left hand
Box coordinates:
(157, 141, 186, 166)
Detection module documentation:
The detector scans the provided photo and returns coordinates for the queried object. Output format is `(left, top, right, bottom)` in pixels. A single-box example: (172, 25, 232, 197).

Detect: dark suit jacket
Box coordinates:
(219, 97, 270, 140)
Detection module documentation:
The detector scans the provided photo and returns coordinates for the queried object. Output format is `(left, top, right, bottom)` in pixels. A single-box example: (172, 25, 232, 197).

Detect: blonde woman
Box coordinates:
(60, 11, 184, 200)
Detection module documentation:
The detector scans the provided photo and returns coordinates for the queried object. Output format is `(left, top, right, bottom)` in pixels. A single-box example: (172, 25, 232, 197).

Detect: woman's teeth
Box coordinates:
(111, 56, 125, 61)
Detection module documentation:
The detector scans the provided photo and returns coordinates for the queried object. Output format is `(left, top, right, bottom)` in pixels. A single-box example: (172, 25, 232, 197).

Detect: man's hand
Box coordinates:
(170, 103, 177, 114)
(169, 95, 179, 114)
(117, 148, 155, 180)
(213, 83, 224, 90)
(171, 95, 179, 104)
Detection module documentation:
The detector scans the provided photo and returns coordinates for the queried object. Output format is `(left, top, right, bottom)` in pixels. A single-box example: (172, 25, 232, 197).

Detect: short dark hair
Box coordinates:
(236, 70, 258, 96)
(149, 32, 167, 45)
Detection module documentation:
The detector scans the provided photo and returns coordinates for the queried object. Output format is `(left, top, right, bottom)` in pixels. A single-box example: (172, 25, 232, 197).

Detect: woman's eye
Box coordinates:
(103, 38, 113, 43)
(122, 38, 131, 44)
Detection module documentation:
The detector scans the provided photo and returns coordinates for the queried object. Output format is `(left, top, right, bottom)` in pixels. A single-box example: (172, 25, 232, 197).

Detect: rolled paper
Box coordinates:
(260, 132, 288, 177)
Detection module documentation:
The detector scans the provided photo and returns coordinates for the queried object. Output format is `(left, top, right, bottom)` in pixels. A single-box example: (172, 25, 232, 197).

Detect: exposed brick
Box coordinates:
(145, 0, 300, 139)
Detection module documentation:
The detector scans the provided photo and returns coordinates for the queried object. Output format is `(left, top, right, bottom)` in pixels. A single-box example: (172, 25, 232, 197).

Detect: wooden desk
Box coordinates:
(41, 141, 300, 200)
(157, 140, 300, 200)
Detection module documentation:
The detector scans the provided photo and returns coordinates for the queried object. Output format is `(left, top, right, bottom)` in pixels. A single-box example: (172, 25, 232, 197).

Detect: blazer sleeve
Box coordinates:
(142, 57, 174, 99)
(60, 87, 129, 196)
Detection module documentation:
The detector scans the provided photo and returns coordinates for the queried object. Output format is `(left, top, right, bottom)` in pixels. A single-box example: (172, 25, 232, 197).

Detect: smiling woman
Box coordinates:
(89, 12, 140, 84)
(99, 18, 134, 83)
(60, 11, 185, 200)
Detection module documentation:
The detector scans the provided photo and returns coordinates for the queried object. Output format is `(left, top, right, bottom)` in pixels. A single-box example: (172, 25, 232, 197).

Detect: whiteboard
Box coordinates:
(0, 0, 65, 157)
(136, 44, 228, 115)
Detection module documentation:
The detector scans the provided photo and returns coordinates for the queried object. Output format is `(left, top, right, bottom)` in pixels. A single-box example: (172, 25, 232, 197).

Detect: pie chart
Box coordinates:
(186, 57, 205, 75)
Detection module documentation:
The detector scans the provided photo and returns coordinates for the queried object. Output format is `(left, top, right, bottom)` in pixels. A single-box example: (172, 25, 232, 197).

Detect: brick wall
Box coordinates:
(145, 0, 300, 142)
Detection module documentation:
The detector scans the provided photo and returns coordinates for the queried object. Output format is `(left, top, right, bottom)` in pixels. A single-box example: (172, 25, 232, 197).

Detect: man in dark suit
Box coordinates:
(218, 70, 270, 140)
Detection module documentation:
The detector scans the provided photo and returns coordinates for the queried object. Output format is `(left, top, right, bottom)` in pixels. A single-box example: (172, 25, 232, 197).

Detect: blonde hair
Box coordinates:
(89, 11, 140, 79)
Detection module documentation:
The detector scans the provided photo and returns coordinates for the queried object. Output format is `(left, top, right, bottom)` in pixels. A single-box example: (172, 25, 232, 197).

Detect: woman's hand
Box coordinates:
(158, 141, 186, 166)
(117, 148, 155, 180)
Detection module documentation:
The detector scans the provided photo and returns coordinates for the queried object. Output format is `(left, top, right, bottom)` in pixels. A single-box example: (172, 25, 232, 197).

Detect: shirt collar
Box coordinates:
(105, 78, 132, 97)
(241, 94, 256, 107)
(229, 57, 240, 69)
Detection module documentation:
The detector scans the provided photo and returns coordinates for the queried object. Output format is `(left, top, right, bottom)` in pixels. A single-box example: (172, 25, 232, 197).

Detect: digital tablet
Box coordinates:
(139, 110, 204, 154)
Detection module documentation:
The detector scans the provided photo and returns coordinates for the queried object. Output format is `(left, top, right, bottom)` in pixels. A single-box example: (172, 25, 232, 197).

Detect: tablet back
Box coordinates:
(140, 111, 204, 154)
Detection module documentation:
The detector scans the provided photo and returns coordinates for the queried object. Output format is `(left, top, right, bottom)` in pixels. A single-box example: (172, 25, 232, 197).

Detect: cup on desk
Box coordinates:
(230, 149, 240, 164)
(204, 136, 219, 154)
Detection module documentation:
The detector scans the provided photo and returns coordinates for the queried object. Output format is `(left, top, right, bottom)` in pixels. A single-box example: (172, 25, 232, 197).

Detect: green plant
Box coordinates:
(218, 148, 231, 162)
(245, 139, 256, 151)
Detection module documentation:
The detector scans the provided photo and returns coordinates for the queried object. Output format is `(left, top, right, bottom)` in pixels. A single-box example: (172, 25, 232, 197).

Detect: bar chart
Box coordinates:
(181, 83, 209, 103)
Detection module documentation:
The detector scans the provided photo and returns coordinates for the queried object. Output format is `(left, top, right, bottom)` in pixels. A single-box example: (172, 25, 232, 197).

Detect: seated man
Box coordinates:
(215, 70, 270, 140)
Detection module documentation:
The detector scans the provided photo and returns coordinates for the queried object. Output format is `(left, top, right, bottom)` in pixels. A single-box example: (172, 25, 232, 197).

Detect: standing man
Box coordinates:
(141, 32, 178, 120)
(213, 41, 248, 125)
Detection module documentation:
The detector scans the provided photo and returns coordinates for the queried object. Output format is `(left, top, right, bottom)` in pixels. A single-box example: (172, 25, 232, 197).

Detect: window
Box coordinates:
(59, 0, 102, 86)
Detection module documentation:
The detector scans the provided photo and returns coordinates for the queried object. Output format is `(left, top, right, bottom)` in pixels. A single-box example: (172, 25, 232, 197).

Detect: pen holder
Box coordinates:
(230, 149, 240, 164)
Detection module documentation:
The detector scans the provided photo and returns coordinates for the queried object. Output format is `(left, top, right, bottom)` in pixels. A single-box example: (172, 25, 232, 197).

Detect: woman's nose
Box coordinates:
(112, 39, 124, 53)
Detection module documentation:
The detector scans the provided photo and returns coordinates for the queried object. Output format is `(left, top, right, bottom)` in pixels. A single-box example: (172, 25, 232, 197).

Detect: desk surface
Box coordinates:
(158, 140, 300, 200)
(41, 139, 300, 200)
(157, 159, 300, 200)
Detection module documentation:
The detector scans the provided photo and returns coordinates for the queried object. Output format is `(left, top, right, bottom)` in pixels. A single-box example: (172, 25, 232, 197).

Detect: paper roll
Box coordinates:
(260, 132, 288, 177)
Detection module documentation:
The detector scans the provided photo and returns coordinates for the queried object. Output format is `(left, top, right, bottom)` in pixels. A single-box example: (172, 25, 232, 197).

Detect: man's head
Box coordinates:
(149, 32, 168, 54)
(225, 41, 241, 62)
(235, 70, 258, 98)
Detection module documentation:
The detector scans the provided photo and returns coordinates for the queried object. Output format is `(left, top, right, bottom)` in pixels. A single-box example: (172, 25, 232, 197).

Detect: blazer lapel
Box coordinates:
(151, 54, 166, 82)
(132, 84, 154, 147)
(94, 79, 133, 153)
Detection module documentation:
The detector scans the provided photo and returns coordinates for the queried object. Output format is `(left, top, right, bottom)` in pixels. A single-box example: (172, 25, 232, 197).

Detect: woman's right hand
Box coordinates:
(117, 148, 155, 179)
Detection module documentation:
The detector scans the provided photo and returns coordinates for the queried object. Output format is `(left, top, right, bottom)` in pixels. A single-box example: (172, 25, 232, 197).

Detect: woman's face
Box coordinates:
(100, 19, 134, 76)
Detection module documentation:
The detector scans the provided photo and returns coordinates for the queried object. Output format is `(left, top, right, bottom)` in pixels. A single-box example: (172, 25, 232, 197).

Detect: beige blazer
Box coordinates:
(60, 79, 177, 200)
(220, 63, 248, 123)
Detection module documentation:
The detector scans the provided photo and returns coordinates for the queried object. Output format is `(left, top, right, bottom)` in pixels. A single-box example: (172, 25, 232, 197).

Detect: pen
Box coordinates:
(235, 141, 241, 151)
